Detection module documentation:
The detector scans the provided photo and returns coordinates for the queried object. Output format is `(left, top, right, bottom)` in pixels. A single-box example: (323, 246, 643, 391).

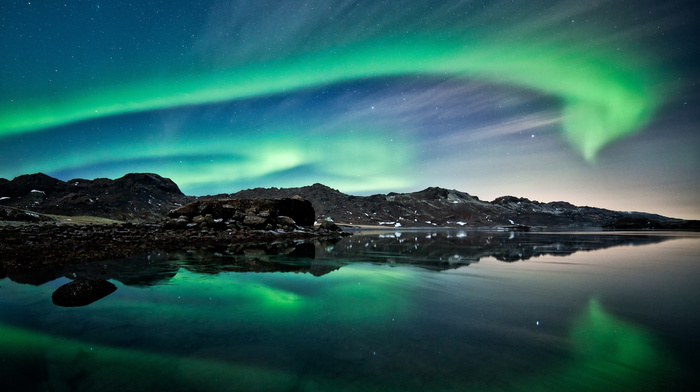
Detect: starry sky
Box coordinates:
(1, 0, 698, 219)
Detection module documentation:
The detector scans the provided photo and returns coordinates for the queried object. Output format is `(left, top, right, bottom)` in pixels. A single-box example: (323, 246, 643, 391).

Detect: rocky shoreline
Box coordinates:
(0, 221, 346, 277)
(1, 197, 348, 276)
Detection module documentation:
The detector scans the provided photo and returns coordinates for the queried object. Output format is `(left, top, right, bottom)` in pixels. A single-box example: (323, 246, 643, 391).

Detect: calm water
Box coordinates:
(1, 230, 699, 391)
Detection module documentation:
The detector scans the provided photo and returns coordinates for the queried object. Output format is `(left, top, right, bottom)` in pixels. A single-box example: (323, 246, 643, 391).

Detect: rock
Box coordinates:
(320, 220, 340, 231)
(51, 279, 117, 307)
(163, 218, 188, 229)
(243, 215, 268, 228)
(169, 198, 316, 229)
(192, 215, 206, 224)
(172, 201, 201, 218)
(277, 216, 296, 226)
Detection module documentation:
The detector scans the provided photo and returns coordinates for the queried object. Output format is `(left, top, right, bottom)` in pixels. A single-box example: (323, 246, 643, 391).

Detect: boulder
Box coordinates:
(243, 215, 268, 228)
(51, 279, 117, 307)
(192, 215, 206, 224)
(320, 220, 340, 231)
(168, 198, 315, 228)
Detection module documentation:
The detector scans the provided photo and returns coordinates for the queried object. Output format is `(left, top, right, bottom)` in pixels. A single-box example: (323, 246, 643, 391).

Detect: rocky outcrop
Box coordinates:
(0, 217, 347, 276)
(0, 196, 345, 276)
(165, 198, 316, 231)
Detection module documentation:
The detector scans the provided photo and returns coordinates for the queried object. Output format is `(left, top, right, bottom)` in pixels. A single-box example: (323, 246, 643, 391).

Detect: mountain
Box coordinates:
(0, 173, 192, 222)
(1, 173, 697, 229)
(219, 184, 698, 230)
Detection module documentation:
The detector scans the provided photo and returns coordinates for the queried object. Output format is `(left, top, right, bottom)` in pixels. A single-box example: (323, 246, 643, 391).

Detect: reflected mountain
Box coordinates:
(6, 231, 684, 291)
(325, 230, 677, 267)
(62, 253, 180, 287)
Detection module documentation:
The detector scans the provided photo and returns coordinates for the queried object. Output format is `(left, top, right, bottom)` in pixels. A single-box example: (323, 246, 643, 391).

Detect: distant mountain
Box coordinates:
(1, 173, 697, 230)
(219, 184, 698, 230)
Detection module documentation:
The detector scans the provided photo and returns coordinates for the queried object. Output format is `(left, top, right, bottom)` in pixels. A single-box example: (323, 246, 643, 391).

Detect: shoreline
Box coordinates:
(3, 219, 699, 276)
(0, 221, 346, 276)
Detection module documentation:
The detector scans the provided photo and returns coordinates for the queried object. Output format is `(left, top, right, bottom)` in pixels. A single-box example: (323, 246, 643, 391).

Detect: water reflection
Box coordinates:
(4, 230, 682, 289)
(0, 231, 697, 391)
(0, 299, 679, 391)
(320, 230, 676, 266)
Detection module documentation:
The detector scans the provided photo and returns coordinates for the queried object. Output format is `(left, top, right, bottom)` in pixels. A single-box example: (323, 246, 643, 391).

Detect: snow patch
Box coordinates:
(456, 221, 467, 226)
(394, 222, 402, 227)
(509, 219, 515, 225)
(0, 196, 9, 201)
(30, 189, 45, 194)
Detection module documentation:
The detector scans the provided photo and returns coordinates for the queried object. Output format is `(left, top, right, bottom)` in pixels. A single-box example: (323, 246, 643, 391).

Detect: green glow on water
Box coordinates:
(516, 298, 679, 392)
(0, 34, 664, 160)
(0, 281, 679, 392)
(0, 323, 301, 392)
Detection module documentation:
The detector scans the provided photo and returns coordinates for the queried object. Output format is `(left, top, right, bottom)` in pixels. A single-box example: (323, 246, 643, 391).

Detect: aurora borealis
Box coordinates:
(1, 0, 699, 218)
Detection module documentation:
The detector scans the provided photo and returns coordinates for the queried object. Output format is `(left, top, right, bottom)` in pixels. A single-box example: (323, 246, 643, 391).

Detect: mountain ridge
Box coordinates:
(1, 173, 698, 230)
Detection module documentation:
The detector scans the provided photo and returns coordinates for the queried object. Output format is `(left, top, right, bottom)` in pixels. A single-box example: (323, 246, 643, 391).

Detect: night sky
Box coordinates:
(1, 0, 698, 218)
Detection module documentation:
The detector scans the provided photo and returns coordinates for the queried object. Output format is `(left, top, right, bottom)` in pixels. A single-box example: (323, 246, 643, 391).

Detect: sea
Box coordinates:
(1, 229, 699, 391)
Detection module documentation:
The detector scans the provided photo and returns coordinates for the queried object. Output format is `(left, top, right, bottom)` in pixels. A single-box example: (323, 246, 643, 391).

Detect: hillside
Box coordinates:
(2, 173, 698, 230)
(221, 184, 696, 230)
(0, 173, 192, 222)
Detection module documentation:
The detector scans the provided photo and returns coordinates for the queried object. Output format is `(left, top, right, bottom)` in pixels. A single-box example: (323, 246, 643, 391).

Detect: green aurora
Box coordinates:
(0, 34, 665, 161)
(1, 0, 697, 218)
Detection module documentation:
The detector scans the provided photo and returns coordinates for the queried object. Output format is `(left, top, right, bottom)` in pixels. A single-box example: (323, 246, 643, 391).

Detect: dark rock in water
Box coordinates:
(51, 279, 117, 307)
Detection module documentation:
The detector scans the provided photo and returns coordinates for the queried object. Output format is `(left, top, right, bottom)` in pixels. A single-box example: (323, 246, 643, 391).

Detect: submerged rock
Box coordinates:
(51, 279, 117, 307)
